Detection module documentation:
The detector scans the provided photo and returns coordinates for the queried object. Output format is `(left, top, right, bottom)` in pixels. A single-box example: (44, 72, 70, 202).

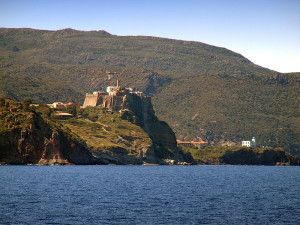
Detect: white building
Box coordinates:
(242, 137, 256, 147)
(106, 86, 117, 95)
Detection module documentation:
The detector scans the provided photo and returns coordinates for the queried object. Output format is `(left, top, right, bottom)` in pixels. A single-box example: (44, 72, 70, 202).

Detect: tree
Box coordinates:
(67, 105, 78, 117)
(23, 98, 32, 110)
(0, 98, 5, 107)
(36, 104, 51, 117)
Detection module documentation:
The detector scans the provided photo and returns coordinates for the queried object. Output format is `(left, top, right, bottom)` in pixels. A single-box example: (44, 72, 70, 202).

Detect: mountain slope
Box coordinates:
(0, 28, 299, 155)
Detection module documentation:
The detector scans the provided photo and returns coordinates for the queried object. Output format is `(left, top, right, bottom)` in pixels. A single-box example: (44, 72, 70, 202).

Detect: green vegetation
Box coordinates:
(22, 98, 32, 110)
(0, 28, 299, 155)
(185, 145, 300, 165)
(0, 99, 153, 163)
(35, 104, 52, 117)
(60, 107, 152, 154)
(0, 98, 5, 107)
(187, 146, 228, 164)
(1, 98, 299, 165)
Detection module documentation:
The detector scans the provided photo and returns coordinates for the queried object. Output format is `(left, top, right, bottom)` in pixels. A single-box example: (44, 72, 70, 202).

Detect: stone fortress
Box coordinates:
(83, 79, 151, 111)
(82, 76, 179, 156)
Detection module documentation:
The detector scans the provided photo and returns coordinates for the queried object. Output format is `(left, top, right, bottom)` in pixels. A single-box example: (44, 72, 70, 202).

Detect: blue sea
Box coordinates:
(0, 165, 299, 224)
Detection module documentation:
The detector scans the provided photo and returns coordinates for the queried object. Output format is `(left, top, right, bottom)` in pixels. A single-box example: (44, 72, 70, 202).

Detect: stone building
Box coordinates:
(48, 102, 79, 110)
(52, 102, 66, 110)
(83, 80, 150, 111)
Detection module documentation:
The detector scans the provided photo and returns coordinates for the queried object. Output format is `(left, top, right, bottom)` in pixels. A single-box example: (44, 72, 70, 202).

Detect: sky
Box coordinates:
(0, 0, 299, 73)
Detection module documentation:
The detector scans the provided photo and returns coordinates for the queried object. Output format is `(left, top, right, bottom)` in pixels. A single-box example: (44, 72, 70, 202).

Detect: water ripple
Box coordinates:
(0, 165, 299, 224)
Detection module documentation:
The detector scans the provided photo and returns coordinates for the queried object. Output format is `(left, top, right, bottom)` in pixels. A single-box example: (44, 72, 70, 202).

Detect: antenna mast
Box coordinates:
(107, 72, 117, 86)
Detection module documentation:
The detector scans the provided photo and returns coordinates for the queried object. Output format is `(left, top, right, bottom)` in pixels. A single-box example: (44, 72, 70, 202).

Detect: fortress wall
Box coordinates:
(101, 95, 125, 111)
(83, 90, 152, 111)
(103, 96, 112, 109)
(83, 95, 98, 108)
(112, 96, 124, 111)
(97, 95, 104, 107)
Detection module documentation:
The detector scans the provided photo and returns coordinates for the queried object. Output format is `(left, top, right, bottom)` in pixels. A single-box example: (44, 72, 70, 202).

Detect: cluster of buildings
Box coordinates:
(47, 102, 79, 110)
(46, 102, 79, 119)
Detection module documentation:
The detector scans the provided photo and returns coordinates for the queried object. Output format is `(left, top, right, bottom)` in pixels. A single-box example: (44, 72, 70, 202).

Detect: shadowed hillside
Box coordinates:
(0, 28, 299, 155)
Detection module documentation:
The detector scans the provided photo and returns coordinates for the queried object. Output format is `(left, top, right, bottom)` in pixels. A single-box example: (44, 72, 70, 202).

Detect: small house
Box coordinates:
(242, 137, 256, 147)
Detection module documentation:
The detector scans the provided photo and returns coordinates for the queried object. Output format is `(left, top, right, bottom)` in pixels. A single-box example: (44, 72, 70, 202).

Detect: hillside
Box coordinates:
(0, 28, 299, 155)
(0, 99, 92, 165)
(0, 98, 191, 165)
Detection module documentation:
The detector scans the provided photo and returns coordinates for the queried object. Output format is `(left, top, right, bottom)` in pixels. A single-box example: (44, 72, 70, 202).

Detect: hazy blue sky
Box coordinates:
(1, 0, 299, 72)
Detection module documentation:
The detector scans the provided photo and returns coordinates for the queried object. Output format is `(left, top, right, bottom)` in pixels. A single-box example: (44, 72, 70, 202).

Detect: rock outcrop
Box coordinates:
(38, 132, 69, 165)
(82, 81, 190, 164)
(221, 148, 300, 166)
(119, 93, 187, 164)
(0, 99, 93, 165)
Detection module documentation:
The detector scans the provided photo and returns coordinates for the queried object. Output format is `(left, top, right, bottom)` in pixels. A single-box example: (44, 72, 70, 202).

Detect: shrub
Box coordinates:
(88, 114, 98, 122)
(0, 98, 5, 107)
(36, 104, 51, 117)
(67, 105, 78, 117)
(23, 98, 32, 110)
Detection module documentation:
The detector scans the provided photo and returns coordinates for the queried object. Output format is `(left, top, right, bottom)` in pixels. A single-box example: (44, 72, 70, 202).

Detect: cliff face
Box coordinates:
(121, 93, 188, 163)
(81, 85, 188, 164)
(0, 99, 93, 165)
(125, 94, 177, 148)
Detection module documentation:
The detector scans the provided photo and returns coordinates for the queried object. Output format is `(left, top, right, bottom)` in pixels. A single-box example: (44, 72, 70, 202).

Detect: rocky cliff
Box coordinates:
(119, 93, 189, 163)
(0, 98, 191, 165)
(0, 99, 93, 165)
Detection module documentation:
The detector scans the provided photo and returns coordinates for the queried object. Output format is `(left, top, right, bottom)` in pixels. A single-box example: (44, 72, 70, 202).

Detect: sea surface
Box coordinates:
(0, 165, 299, 225)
